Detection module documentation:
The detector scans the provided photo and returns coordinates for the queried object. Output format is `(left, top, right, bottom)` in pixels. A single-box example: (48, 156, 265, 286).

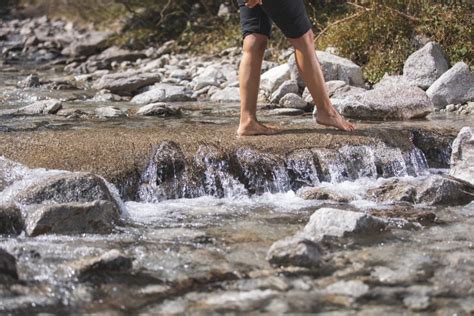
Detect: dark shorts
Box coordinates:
(237, 0, 313, 39)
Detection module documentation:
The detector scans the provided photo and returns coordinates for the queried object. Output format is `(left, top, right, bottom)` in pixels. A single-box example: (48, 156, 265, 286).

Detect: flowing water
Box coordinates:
(1, 65, 473, 314)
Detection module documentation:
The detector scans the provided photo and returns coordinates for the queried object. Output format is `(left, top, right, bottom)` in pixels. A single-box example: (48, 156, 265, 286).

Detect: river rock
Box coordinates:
(450, 127, 474, 185)
(17, 74, 40, 88)
(326, 80, 366, 99)
(17, 99, 62, 115)
(266, 236, 323, 268)
(169, 69, 192, 81)
(24, 200, 120, 236)
(61, 31, 111, 57)
(270, 80, 299, 104)
(260, 64, 291, 93)
(403, 42, 450, 89)
(297, 187, 353, 203)
(303, 208, 387, 239)
(333, 84, 434, 120)
(326, 280, 369, 299)
(56, 249, 132, 281)
(0, 204, 23, 235)
(131, 83, 194, 104)
(210, 87, 240, 102)
(0, 248, 18, 280)
(191, 66, 225, 90)
(196, 290, 276, 313)
(136, 103, 182, 117)
(279, 93, 307, 110)
(93, 71, 161, 95)
(426, 62, 474, 108)
(373, 74, 416, 90)
(95, 106, 126, 118)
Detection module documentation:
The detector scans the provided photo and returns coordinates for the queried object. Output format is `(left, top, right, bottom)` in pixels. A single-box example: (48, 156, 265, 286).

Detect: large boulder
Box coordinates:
(25, 200, 120, 236)
(210, 87, 241, 102)
(131, 83, 195, 104)
(333, 84, 434, 120)
(303, 208, 387, 239)
(426, 62, 474, 108)
(0, 204, 23, 235)
(450, 127, 474, 185)
(260, 64, 291, 93)
(93, 71, 161, 96)
(0, 248, 18, 281)
(266, 236, 323, 268)
(403, 42, 450, 89)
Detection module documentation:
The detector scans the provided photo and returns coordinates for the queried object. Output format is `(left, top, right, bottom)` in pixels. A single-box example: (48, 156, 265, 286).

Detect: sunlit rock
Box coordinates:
(450, 127, 474, 185)
(210, 87, 240, 102)
(270, 80, 299, 104)
(260, 64, 291, 93)
(17, 99, 62, 115)
(278, 93, 308, 110)
(135, 103, 181, 117)
(266, 236, 323, 268)
(131, 83, 194, 104)
(95, 106, 126, 118)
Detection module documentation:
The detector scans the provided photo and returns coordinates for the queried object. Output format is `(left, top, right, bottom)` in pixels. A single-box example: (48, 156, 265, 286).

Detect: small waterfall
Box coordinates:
(286, 149, 320, 191)
(404, 147, 430, 176)
(312, 148, 351, 183)
(338, 145, 377, 180)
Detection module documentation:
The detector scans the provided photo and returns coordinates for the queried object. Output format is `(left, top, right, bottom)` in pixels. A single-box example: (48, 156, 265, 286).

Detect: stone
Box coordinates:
(334, 84, 434, 120)
(267, 108, 304, 116)
(426, 62, 474, 108)
(169, 69, 191, 81)
(94, 46, 146, 64)
(92, 71, 161, 95)
(287, 54, 305, 89)
(56, 249, 132, 281)
(0, 204, 24, 235)
(326, 80, 366, 99)
(217, 3, 231, 16)
(210, 87, 240, 102)
(260, 64, 291, 93)
(279, 93, 307, 110)
(403, 294, 430, 311)
(373, 74, 416, 90)
(131, 83, 194, 104)
(325, 280, 369, 298)
(450, 127, 474, 185)
(95, 106, 126, 118)
(0, 248, 18, 280)
(270, 80, 299, 104)
(403, 42, 450, 89)
(24, 200, 120, 236)
(17, 74, 40, 88)
(136, 103, 182, 117)
(17, 99, 62, 115)
(266, 236, 323, 268)
(297, 187, 353, 203)
(197, 290, 276, 313)
(61, 31, 111, 57)
(192, 66, 225, 90)
(303, 208, 387, 239)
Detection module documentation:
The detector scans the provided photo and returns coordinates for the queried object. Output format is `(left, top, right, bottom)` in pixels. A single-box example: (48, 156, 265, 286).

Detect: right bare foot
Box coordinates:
(315, 109, 356, 132)
(237, 120, 279, 137)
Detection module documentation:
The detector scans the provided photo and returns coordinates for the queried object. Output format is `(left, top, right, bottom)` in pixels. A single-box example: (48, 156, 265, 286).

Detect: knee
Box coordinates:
(289, 28, 314, 49)
(243, 33, 268, 55)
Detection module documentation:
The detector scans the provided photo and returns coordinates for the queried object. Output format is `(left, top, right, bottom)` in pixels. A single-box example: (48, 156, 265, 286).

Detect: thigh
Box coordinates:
(237, 0, 272, 39)
(261, 0, 312, 38)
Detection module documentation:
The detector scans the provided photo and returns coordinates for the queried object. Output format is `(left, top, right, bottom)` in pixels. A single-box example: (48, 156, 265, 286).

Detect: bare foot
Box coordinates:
(237, 120, 280, 136)
(315, 109, 356, 132)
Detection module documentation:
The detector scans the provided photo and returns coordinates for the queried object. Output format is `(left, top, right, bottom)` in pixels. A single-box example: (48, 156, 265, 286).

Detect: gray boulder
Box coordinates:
(0, 204, 24, 235)
(260, 64, 291, 93)
(279, 93, 307, 110)
(17, 99, 62, 115)
(191, 66, 226, 90)
(303, 80, 366, 104)
(270, 80, 299, 104)
(131, 83, 194, 104)
(374, 74, 416, 90)
(450, 127, 474, 185)
(403, 42, 450, 89)
(93, 71, 161, 95)
(135, 103, 182, 117)
(334, 84, 434, 120)
(25, 200, 120, 236)
(266, 236, 323, 268)
(426, 62, 474, 108)
(95, 106, 126, 118)
(0, 248, 18, 280)
(303, 208, 386, 239)
(210, 87, 240, 102)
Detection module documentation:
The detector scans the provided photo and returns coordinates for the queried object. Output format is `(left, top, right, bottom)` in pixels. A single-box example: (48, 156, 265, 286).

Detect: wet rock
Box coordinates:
(334, 84, 434, 120)
(426, 62, 474, 108)
(411, 129, 454, 168)
(297, 187, 352, 203)
(270, 80, 299, 104)
(16, 172, 121, 207)
(403, 42, 450, 89)
(92, 71, 161, 95)
(450, 127, 474, 185)
(56, 249, 132, 281)
(210, 87, 240, 102)
(0, 204, 24, 235)
(17, 99, 62, 115)
(303, 208, 387, 239)
(95, 106, 126, 118)
(25, 200, 120, 236)
(61, 31, 111, 57)
(0, 248, 18, 280)
(260, 64, 291, 93)
(325, 280, 369, 298)
(17, 74, 40, 88)
(266, 236, 323, 268)
(136, 103, 182, 117)
(267, 108, 304, 116)
(131, 83, 194, 104)
(279, 93, 308, 110)
(194, 289, 276, 313)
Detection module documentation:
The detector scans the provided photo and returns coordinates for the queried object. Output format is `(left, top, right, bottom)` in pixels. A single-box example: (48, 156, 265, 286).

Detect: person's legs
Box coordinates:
(287, 29, 356, 131)
(237, 33, 278, 136)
